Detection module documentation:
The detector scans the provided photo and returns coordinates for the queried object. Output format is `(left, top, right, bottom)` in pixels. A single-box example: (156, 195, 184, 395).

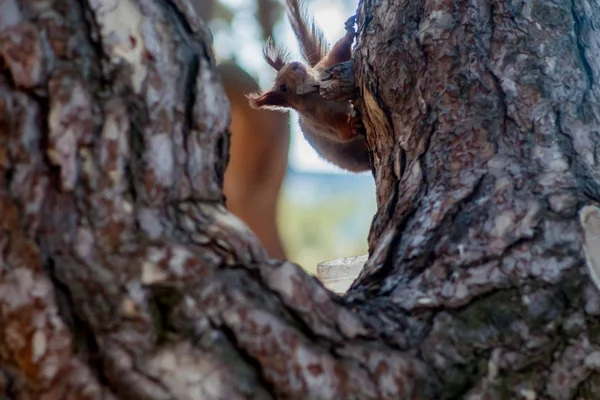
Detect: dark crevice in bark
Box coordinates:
(3, 166, 14, 194)
(393, 120, 440, 275)
(214, 237, 254, 264)
(33, 92, 65, 196)
(354, 107, 377, 178)
(160, 0, 215, 64)
(555, 262, 588, 309)
(159, 0, 196, 37)
(538, 336, 572, 398)
(365, 127, 438, 296)
(574, 378, 589, 400)
(356, 119, 436, 297)
(555, 108, 600, 203)
(441, 362, 484, 399)
(593, 131, 600, 166)
(485, 2, 506, 129)
(159, 0, 221, 200)
(358, 0, 374, 34)
(128, 363, 177, 400)
(570, 0, 594, 91)
(216, 321, 278, 399)
(78, 0, 109, 91)
(227, 264, 341, 346)
(44, 258, 113, 389)
(399, 148, 406, 180)
(0, 368, 15, 399)
(215, 130, 230, 191)
(0, 67, 16, 91)
(486, 3, 523, 155)
(183, 53, 200, 194)
(485, 63, 519, 141)
(361, 89, 438, 292)
(361, 187, 404, 295)
(452, 0, 462, 33)
(413, 0, 426, 47)
(351, 298, 433, 349)
(149, 286, 185, 344)
(580, 178, 600, 205)
(476, 236, 534, 275)
(125, 94, 149, 206)
(379, 186, 403, 255)
(486, 0, 495, 52)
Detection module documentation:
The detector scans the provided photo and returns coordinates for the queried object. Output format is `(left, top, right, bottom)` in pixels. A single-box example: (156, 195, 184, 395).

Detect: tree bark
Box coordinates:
(351, 0, 600, 397)
(1, 0, 599, 400)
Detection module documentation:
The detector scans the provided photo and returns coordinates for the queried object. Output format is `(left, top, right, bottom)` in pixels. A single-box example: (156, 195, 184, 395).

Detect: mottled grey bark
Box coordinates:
(351, 0, 600, 398)
(1, 0, 599, 399)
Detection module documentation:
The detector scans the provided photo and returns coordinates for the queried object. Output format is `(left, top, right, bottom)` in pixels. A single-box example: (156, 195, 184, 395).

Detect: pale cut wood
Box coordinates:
(316, 255, 367, 294)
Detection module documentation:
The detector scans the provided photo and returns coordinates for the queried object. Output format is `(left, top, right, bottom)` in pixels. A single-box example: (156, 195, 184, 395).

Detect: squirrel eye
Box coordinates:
(279, 84, 287, 92)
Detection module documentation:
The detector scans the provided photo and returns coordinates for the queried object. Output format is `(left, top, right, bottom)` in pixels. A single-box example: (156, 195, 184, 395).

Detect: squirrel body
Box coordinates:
(247, 0, 370, 173)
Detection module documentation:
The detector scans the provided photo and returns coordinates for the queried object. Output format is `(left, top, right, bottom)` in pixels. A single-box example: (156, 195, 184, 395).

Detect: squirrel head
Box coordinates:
(246, 38, 314, 111)
(247, 61, 312, 111)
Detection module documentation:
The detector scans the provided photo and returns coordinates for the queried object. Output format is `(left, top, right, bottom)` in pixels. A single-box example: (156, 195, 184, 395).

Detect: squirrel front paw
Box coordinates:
(348, 110, 365, 137)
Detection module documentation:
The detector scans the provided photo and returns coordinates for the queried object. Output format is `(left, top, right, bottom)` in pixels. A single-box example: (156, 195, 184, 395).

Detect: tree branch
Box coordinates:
(297, 60, 357, 102)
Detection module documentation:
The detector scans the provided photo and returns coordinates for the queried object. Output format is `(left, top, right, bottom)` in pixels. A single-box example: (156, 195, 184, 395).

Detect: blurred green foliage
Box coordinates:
(277, 189, 373, 274)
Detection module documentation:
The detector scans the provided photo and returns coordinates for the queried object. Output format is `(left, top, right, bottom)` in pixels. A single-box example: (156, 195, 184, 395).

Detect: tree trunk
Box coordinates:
(1, 0, 599, 399)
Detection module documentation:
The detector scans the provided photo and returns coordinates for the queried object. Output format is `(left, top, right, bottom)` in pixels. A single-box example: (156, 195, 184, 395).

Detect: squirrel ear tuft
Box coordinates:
(263, 37, 290, 71)
(246, 91, 288, 111)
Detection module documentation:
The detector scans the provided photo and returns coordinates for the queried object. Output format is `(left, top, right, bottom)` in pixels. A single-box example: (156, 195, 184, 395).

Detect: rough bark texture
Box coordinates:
(1, 0, 600, 400)
(351, 0, 600, 398)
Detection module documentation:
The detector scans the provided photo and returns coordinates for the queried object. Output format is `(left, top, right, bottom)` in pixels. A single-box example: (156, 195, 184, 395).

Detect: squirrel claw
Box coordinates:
(348, 112, 365, 136)
(344, 16, 356, 34)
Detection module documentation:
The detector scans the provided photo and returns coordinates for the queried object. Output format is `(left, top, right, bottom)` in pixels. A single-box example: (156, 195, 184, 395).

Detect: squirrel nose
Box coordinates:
(291, 62, 299, 71)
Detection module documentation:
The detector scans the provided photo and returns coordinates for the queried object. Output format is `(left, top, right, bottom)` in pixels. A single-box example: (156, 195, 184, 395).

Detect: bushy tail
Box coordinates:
(286, 0, 328, 67)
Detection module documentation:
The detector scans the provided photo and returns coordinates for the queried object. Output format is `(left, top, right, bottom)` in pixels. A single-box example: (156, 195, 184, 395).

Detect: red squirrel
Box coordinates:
(246, 0, 370, 173)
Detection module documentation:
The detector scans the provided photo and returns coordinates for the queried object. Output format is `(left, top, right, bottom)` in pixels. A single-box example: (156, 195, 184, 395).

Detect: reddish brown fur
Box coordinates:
(316, 28, 355, 71)
(263, 37, 290, 71)
(325, 110, 356, 142)
(246, 2, 370, 172)
(247, 91, 288, 110)
(286, 0, 328, 67)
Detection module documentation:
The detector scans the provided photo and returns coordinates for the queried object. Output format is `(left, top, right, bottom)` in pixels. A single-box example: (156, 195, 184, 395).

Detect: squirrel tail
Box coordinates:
(286, 0, 328, 68)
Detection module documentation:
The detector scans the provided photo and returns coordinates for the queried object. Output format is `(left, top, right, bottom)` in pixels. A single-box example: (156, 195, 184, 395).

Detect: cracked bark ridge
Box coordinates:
(0, 0, 435, 399)
(351, 0, 600, 398)
(318, 61, 357, 103)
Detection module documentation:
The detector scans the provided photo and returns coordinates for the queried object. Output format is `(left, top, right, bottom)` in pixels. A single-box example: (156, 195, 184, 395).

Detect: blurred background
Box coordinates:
(191, 0, 376, 273)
